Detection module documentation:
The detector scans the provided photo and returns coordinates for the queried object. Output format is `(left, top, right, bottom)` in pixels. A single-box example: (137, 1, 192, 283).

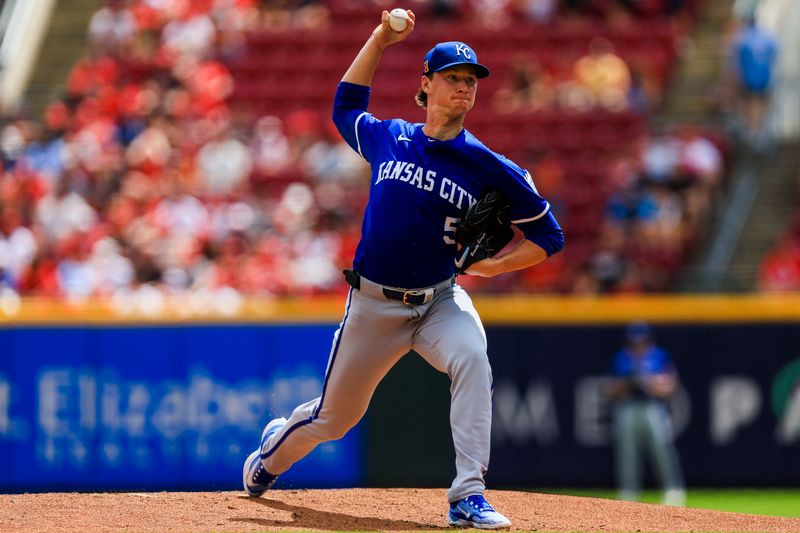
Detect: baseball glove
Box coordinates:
(454, 190, 514, 274)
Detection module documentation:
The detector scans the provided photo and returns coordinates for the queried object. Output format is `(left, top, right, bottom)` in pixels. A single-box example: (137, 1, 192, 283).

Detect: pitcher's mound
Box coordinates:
(3, 488, 800, 532)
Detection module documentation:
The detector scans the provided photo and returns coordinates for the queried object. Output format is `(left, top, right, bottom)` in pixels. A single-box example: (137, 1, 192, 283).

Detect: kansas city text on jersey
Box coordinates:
(374, 160, 477, 210)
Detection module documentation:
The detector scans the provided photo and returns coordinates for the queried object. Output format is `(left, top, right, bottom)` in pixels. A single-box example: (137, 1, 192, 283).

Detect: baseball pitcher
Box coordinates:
(243, 10, 564, 529)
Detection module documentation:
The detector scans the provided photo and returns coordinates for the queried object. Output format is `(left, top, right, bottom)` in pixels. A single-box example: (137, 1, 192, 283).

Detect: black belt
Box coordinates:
(343, 270, 439, 305)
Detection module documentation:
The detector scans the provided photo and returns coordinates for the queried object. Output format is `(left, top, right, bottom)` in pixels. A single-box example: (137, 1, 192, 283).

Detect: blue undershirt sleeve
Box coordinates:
(332, 81, 382, 162)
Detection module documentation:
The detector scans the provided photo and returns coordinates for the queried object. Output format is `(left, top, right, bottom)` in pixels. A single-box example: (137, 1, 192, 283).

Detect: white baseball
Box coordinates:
(388, 8, 408, 32)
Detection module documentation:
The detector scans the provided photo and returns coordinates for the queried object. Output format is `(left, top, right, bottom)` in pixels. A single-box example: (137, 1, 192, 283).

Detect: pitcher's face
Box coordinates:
(421, 65, 478, 117)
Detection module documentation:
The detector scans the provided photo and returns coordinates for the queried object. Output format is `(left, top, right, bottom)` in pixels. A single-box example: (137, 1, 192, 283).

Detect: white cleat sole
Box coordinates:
(448, 518, 512, 530)
(243, 417, 287, 497)
(242, 449, 265, 497)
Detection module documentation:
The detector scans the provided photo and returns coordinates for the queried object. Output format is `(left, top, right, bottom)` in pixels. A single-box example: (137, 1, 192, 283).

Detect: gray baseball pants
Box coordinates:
(613, 399, 685, 498)
(260, 274, 492, 502)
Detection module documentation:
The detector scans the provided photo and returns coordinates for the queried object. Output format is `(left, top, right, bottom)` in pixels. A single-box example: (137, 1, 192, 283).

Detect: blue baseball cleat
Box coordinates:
(448, 494, 512, 529)
(242, 417, 287, 497)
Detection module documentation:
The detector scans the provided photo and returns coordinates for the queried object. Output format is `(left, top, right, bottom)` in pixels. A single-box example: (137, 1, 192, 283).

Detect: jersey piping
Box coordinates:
(261, 287, 354, 460)
(354, 112, 368, 159)
(511, 203, 551, 224)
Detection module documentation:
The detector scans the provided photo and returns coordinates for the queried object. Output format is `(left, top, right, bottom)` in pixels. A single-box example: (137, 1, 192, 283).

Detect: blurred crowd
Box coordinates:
(492, 38, 653, 115)
(759, 213, 800, 292)
(412, 0, 695, 27)
(0, 0, 722, 305)
(726, 0, 800, 293)
(572, 125, 725, 293)
(0, 0, 372, 309)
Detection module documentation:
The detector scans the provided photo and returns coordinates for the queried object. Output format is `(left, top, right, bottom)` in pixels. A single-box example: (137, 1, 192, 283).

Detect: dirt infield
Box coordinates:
(3, 488, 800, 532)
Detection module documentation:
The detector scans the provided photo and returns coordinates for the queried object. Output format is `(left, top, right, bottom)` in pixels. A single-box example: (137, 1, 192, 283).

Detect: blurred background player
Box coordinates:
(607, 321, 686, 506)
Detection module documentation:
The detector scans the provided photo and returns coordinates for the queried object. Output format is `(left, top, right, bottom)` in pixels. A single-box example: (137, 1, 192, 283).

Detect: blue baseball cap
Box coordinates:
(422, 41, 490, 79)
(626, 321, 652, 343)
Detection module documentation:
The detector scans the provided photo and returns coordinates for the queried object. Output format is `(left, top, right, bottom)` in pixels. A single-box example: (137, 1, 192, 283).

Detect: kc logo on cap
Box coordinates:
(454, 43, 472, 59)
(421, 41, 490, 79)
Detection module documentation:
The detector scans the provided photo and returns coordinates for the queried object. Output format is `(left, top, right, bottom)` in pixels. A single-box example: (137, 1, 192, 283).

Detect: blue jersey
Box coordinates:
(332, 81, 564, 288)
(612, 345, 675, 401)
(613, 345, 674, 379)
(735, 25, 778, 92)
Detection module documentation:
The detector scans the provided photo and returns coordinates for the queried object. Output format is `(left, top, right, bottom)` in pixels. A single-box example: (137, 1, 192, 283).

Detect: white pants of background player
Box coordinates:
(260, 274, 492, 502)
(613, 399, 685, 505)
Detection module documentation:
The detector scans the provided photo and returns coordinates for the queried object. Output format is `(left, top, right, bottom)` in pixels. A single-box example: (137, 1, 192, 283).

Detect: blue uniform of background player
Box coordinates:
(243, 10, 563, 529)
(608, 322, 686, 506)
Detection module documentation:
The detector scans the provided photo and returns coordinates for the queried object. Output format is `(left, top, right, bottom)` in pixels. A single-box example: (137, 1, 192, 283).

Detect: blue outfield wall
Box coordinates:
(0, 325, 361, 492)
(484, 324, 800, 488)
(2, 321, 800, 491)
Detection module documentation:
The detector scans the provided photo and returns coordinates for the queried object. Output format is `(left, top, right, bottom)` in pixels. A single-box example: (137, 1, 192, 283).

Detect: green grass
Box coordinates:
(535, 488, 800, 518)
